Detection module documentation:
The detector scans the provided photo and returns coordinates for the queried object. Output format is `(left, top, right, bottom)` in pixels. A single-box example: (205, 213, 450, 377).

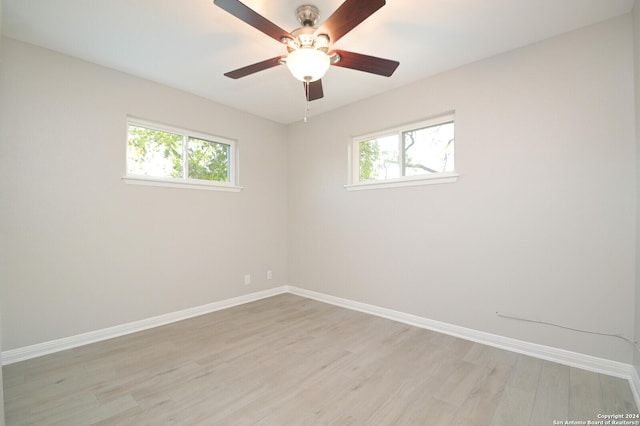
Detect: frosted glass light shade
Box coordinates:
(286, 48, 330, 82)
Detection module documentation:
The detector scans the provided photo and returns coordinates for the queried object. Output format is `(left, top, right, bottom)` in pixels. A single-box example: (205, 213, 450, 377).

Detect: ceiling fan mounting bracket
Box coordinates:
(295, 5, 320, 27)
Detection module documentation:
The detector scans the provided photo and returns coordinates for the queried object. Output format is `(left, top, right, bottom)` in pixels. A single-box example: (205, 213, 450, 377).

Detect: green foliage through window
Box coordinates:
(188, 138, 230, 182)
(359, 139, 381, 181)
(127, 126, 183, 179)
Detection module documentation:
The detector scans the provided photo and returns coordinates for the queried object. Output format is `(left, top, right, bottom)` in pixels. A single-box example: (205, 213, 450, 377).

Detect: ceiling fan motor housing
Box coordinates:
(283, 5, 329, 53)
(287, 27, 329, 53)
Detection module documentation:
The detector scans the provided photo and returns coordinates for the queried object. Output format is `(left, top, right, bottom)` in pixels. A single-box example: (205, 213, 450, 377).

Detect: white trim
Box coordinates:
(0, 287, 287, 365)
(127, 117, 237, 150)
(122, 175, 243, 192)
(285, 286, 637, 382)
(352, 112, 456, 144)
(2, 284, 638, 411)
(345, 172, 459, 191)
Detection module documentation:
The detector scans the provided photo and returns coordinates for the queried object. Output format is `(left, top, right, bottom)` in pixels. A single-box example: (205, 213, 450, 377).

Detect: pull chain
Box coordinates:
(304, 81, 310, 123)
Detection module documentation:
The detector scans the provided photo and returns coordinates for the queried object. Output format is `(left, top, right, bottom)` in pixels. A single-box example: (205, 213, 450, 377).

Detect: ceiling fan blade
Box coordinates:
(305, 80, 324, 101)
(224, 56, 285, 79)
(316, 0, 386, 44)
(330, 50, 399, 77)
(214, 0, 293, 43)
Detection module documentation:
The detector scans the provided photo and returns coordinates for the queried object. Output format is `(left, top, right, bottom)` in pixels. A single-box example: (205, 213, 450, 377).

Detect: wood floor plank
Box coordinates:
(529, 361, 570, 425)
(3, 294, 638, 425)
(569, 366, 606, 420)
(490, 355, 542, 425)
(599, 373, 640, 415)
(490, 385, 536, 426)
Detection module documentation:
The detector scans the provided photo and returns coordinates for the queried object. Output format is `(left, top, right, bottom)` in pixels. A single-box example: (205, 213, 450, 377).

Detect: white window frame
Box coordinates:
(122, 117, 242, 192)
(345, 112, 458, 191)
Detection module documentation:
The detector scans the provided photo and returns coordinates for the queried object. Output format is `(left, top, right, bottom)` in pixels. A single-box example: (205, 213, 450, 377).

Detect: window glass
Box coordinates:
(403, 121, 454, 176)
(359, 135, 400, 181)
(187, 137, 230, 182)
(127, 125, 183, 179)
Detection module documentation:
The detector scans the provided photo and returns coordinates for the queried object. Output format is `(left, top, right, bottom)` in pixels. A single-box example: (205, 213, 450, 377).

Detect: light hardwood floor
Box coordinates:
(3, 294, 638, 425)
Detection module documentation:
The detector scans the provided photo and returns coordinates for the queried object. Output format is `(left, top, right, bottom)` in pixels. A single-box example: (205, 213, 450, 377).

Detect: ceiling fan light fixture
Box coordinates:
(286, 48, 330, 82)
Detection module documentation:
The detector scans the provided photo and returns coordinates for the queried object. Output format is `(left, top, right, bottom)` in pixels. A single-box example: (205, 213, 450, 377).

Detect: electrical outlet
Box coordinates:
(267, 270, 273, 280)
(244, 274, 251, 285)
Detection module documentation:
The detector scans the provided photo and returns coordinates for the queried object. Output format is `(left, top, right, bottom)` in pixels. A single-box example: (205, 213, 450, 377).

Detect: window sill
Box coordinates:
(345, 172, 459, 191)
(122, 175, 243, 192)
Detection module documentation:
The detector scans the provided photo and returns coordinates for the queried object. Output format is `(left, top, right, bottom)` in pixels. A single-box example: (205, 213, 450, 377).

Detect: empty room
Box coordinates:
(1, 0, 640, 424)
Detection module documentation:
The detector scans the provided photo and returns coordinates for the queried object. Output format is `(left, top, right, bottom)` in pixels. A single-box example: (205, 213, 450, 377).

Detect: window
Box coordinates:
(123, 118, 241, 191)
(347, 113, 458, 190)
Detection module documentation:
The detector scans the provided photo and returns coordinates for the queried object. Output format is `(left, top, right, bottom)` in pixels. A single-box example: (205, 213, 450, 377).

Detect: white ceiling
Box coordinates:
(2, 0, 634, 124)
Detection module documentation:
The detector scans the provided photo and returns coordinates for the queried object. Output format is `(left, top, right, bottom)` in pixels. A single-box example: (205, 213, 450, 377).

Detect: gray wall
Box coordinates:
(1, 3, 6, 421)
(634, 0, 640, 379)
(0, 38, 289, 350)
(288, 15, 636, 363)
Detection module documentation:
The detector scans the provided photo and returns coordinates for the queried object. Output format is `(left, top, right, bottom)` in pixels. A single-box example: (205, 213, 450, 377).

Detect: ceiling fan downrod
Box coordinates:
(295, 5, 320, 27)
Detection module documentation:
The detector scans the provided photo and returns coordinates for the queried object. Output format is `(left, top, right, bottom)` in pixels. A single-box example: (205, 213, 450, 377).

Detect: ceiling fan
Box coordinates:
(213, 0, 400, 102)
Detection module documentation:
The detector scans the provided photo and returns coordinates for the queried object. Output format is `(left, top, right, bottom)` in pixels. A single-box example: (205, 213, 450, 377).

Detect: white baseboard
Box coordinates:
(2, 284, 639, 410)
(1, 286, 288, 366)
(285, 286, 640, 409)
